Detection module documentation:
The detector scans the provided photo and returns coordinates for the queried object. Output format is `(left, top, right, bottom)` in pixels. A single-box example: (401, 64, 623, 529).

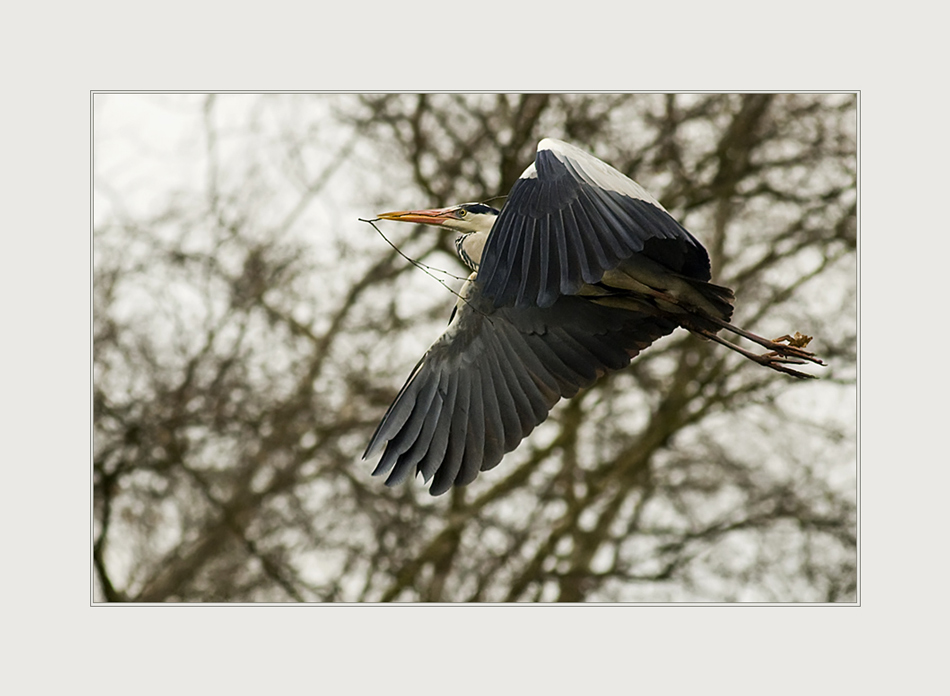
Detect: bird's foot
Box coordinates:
(772, 331, 813, 349)
(700, 327, 826, 379)
(760, 332, 825, 369)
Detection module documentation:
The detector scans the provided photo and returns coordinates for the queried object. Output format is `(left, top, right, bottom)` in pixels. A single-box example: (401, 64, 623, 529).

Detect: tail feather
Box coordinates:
(684, 277, 734, 323)
(598, 257, 735, 332)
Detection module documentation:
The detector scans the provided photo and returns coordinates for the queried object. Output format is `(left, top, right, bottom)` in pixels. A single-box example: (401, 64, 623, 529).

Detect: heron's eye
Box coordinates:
(457, 209, 467, 218)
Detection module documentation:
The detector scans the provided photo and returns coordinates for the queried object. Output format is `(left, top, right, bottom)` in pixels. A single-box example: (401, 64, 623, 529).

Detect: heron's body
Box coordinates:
(365, 139, 822, 495)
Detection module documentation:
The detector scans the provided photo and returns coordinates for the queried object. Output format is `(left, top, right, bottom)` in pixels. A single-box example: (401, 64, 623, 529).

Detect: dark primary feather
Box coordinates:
(364, 283, 678, 495)
(477, 143, 711, 309)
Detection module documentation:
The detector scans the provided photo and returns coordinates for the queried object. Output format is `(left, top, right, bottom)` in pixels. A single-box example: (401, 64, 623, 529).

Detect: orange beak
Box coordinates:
(376, 207, 459, 226)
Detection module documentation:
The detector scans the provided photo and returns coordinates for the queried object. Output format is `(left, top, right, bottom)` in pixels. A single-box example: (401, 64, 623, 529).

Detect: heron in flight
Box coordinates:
(364, 138, 823, 495)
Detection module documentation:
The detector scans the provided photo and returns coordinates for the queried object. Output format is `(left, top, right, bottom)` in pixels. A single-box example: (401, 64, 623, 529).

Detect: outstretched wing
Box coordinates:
(477, 138, 712, 309)
(363, 283, 677, 496)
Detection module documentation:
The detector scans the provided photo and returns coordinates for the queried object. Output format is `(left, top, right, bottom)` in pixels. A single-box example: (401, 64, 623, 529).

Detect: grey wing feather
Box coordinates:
(477, 140, 712, 309)
(364, 284, 678, 495)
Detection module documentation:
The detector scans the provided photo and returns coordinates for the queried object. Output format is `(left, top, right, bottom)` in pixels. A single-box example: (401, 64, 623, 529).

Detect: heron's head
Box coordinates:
(377, 202, 499, 235)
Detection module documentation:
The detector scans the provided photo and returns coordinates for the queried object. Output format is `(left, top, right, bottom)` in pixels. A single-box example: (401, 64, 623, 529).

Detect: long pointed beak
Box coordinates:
(376, 207, 458, 226)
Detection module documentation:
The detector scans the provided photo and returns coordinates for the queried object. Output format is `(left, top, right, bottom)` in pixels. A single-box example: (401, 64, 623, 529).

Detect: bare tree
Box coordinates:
(93, 93, 856, 602)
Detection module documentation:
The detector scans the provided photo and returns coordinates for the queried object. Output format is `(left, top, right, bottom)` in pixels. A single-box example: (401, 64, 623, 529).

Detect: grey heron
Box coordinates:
(364, 138, 823, 496)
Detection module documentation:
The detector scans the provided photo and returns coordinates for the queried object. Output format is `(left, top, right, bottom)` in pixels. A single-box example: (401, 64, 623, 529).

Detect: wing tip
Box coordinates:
(363, 438, 384, 462)
(428, 479, 453, 497)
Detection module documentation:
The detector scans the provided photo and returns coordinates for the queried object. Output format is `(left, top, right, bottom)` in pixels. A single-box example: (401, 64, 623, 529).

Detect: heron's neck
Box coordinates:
(455, 231, 488, 271)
